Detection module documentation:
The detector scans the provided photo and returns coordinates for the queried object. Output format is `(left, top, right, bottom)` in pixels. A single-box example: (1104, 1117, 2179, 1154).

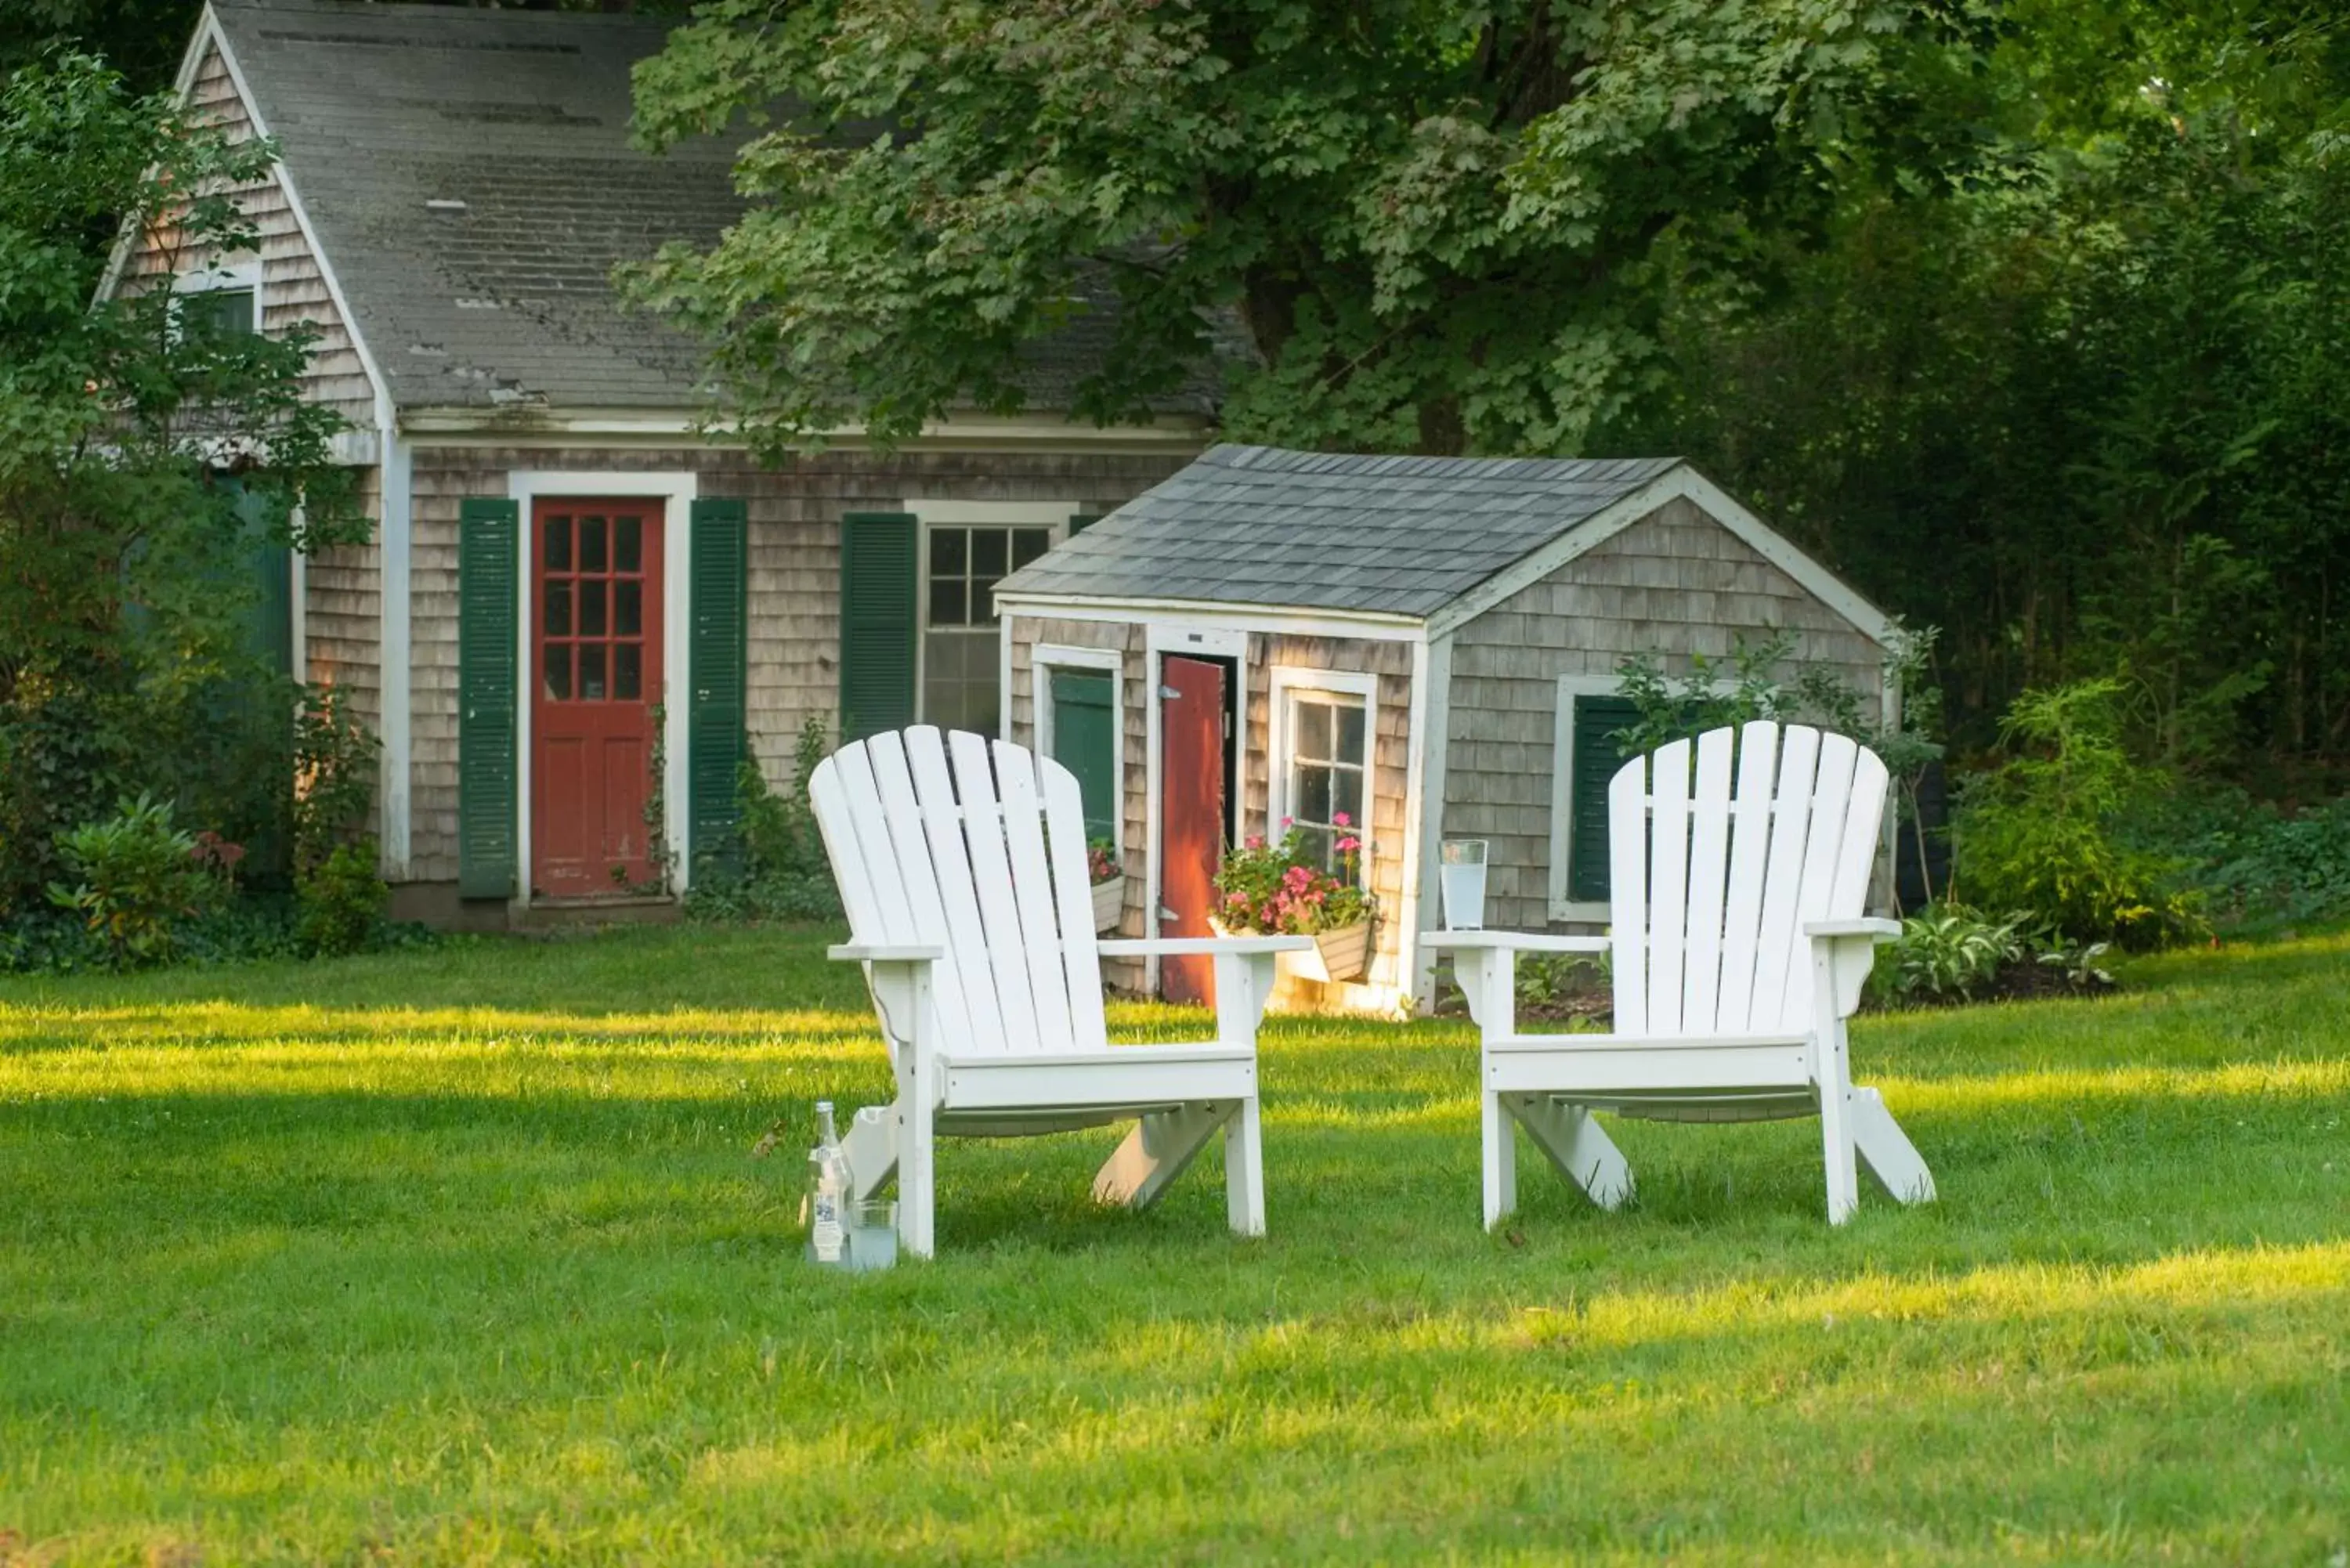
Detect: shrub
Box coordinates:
(293, 686, 380, 875)
(2132, 788, 2350, 930)
(296, 837, 390, 956)
(1950, 679, 2203, 949)
(686, 715, 844, 922)
(1878, 907, 2025, 1003)
(45, 793, 221, 966)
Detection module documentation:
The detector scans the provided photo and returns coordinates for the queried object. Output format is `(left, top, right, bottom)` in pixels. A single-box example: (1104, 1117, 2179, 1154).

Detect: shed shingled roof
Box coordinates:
(205, 0, 1226, 416)
(995, 446, 1685, 618)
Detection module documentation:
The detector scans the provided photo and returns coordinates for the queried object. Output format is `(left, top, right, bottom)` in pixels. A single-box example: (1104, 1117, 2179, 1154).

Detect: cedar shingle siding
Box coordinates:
(1443, 497, 1885, 930)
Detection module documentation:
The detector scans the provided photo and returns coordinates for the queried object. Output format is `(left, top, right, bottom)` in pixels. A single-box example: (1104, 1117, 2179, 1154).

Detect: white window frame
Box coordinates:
(171, 258, 263, 336)
(1032, 643, 1123, 766)
(904, 498, 1075, 729)
(1267, 666, 1378, 876)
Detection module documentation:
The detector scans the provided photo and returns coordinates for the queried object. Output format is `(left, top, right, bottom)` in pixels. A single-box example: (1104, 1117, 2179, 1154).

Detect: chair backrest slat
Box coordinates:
(1713, 721, 1779, 1034)
(863, 731, 971, 1028)
(1610, 722, 1885, 1040)
(1683, 727, 1735, 1034)
(946, 730, 1041, 1052)
(1645, 737, 1693, 1035)
(902, 727, 1010, 1055)
(1607, 757, 1650, 1035)
(1041, 760, 1111, 1050)
(992, 739, 1078, 1054)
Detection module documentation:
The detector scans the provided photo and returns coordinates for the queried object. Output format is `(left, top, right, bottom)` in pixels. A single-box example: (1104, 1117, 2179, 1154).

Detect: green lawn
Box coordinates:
(2, 926, 2346, 1565)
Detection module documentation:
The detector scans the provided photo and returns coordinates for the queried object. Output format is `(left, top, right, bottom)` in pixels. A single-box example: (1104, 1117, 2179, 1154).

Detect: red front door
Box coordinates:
(533, 498, 663, 898)
(1159, 655, 1228, 1004)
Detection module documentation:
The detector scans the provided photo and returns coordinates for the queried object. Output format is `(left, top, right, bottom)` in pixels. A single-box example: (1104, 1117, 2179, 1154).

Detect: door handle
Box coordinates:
(1158, 906, 1179, 923)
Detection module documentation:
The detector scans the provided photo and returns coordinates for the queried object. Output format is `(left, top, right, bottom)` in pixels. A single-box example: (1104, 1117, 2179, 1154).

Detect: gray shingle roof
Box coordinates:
(209, 0, 1227, 417)
(996, 446, 1686, 617)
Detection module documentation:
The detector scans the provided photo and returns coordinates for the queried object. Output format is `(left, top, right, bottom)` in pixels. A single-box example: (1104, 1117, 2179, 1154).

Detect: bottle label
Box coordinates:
(812, 1194, 844, 1263)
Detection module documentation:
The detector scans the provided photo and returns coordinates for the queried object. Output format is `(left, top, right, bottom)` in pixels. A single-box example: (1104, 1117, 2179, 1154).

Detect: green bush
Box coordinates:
(1878, 908, 2025, 1004)
(1950, 679, 2203, 949)
(296, 837, 389, 957)
(2132, 789, 2350, 930)
(45, 793, 222, 967)
(686, 715, 844, 923)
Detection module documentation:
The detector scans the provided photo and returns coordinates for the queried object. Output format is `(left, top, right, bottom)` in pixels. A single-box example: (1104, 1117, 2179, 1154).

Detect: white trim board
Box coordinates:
(998, 594, 1425, 644)
(1424, 464, 1899, 646)
(398, 410, 1211, 453)
(1408, 631, 1452, 1008)
(504, 470, 699, 904)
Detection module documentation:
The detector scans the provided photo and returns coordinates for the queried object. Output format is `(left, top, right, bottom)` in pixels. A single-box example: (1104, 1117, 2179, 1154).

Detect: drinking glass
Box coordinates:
(848, 1198, 898, 1273)
(1440, 840, 1488, 930)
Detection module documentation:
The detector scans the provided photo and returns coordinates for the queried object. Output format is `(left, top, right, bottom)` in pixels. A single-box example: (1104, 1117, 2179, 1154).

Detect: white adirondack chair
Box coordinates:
(808, 726, 1310, 1258)
(1430, 721, 1936, 1227)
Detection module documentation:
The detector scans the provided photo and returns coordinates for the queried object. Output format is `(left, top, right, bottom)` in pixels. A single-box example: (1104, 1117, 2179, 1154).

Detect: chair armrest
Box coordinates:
(1424, 930, 1610, 955)
(827, 943, 945, 963)
(1097, 936, 1313, 957)
(1802, 919, 1902, 942)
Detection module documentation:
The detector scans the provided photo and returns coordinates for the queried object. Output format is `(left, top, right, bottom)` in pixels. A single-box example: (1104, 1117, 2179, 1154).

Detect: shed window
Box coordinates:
(186, 286, 257, 337)
(1271, 674, 1374, 880)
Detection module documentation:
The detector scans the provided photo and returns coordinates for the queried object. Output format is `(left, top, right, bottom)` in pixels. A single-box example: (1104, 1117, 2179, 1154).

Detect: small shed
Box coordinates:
(992, 445, 1899, 1013)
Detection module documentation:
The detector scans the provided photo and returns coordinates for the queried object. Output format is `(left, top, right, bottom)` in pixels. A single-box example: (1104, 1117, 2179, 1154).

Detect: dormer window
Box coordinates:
(172, 260, 261, 337)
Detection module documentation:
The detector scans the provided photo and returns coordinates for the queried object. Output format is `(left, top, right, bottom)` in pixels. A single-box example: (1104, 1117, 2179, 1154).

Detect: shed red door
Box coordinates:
(533, 499, 663, 897)
(1158, 655, 1227, 1004)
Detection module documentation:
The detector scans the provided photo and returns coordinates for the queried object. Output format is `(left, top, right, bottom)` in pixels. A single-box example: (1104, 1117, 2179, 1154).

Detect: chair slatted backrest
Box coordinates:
(1609, 722, 1889, 1037)
(811, 726, 1110, 1060)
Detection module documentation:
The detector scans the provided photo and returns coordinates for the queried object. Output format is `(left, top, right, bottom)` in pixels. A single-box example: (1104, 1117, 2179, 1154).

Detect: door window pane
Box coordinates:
(544, 517, 572, 571)
(580, 515, 607, 573)
(615, 516, 641, 573)
(543, 645, 571, 701)
(615, 642, 642, 700)
(580, 580, 607, 638)
(577, 644, 606, 701)
(544, 581, 572, 638)
(615, 580, 641, 637)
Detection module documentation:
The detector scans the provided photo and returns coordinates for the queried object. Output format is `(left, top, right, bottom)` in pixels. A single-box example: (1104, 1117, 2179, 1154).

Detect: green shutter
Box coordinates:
(689, 496, 750, 873)
(1048, 668, 1117, 840)
(457, 497, 520, 899)
(1567, 695, 1643, 904)
(1068, 512, 1103, 536)
(839, 511, 917, 739)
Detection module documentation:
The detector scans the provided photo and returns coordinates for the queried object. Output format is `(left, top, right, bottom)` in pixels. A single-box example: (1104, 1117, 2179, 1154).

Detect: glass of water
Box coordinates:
(1440, 840, 1488, 930)
(847, 1198, 898, 1273)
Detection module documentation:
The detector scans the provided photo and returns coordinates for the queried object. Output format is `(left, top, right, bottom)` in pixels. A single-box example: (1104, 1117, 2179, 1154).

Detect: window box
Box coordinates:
(1090, 873, 1126, 934)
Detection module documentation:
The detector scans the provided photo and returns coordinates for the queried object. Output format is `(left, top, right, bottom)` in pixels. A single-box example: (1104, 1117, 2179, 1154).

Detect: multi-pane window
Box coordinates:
(922, 524, 1052, 733)
(1285, 692, 1367, 877)
(541, 511, 649, 703)
(185, 286, 257, 337)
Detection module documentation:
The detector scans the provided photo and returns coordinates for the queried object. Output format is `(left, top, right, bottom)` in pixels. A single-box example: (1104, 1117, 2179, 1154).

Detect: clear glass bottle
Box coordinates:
(805, 1101, 851, 1268)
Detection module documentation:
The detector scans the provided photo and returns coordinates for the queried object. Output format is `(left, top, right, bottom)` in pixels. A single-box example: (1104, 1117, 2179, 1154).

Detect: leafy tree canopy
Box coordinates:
(629, 0, 1999, 454)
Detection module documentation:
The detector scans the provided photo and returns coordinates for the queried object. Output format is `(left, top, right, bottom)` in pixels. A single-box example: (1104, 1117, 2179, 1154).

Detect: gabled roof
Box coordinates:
(996, 445, 1687, 618)
(192, 0, 1226, 421)
(206, 0, 732, 411)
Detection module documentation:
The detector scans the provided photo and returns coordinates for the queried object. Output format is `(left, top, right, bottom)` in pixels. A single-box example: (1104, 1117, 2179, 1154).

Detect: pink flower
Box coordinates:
(1332, 811, 1351, 828)
(1244, 835, 1264, 851)
(1335, 836, 1361, 854)
(1280, 816, 1293, 828)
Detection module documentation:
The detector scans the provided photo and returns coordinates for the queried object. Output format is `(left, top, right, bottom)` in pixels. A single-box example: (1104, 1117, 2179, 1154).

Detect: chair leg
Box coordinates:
(1094, 1103, 1224, 1211)
(1851, 1086, 1936, 1204)
(1516, 1097, 1632, 1211)
(1481, 1089, 1517, 1230)
(1817, 1024, 1861, 1226)
(1224, 1096, 1265, 1238)
(898, 1086, 936, 1259)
